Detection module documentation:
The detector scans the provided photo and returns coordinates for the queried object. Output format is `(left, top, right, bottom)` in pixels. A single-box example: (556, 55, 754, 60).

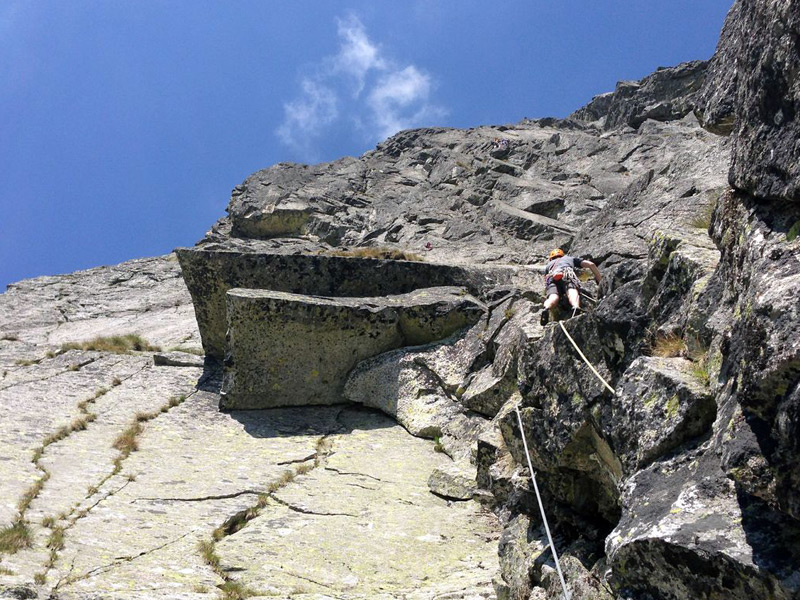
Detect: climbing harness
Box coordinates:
(556, 266, 581, 288)
(558, 321, 616, 394)
(514, 405, 571, 600)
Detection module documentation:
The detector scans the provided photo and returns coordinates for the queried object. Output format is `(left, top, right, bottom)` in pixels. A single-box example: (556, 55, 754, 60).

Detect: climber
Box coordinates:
(540, 248, 602, 325)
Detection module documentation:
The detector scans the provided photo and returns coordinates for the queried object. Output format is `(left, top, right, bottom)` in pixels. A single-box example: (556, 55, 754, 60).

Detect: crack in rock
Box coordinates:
(346, 482, 378, 491)
(267, 493, 360, 518)
(0, 356, 100, 392)
(276, 453, 317, 466)
(323, 466, 386, 483)
(64, 530, 194, 585)
(132, 489, 266, 503)
(274, 567, 337, 591)
(39, 385, 196, 589)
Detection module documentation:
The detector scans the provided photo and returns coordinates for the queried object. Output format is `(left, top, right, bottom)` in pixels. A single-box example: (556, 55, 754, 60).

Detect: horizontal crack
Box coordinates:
(346, 482, 378, 491)
(196, 412, 345, 597)
(277, 453, 317, 466)
(0, 356, 101, 392)
(132, 490, 265, 503)
(267, 493, 359, 518)
(276, 567, 337, 591)
(323, 466, 385, 483)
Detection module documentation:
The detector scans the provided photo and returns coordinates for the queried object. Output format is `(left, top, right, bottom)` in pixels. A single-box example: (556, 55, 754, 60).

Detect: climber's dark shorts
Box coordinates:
(545, 279, 579, 297)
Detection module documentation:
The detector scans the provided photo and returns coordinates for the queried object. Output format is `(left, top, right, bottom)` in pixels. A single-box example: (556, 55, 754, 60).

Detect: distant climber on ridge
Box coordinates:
(540, 248, 602, 325)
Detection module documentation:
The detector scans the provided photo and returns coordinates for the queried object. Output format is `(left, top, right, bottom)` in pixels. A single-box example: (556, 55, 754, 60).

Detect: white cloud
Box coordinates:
(368, 66, 447, 140)
(276, 78, 338, 154)
(275, 15, 447, 159)
(333, 15, 385, 95)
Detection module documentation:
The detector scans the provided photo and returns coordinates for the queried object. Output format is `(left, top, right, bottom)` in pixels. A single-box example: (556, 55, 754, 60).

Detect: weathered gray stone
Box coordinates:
(495, 513, 543, 600)
(459, 296, 542, 418)
(177, 247, 535, 359)
(214, 409, 500, 599)
(606, 448, 800, 600)
(535, 553, 614, 600)
(0, 254, 199, 352)
(642, 228, 721, 332)
(428, 462, 478, 500)
(609, 356, 716, 475)
(152, 351, 204, 368)
(697, 0, 800, 201)
(704, 190, 800, 520)
(572, 60, 708, 131)
(220, 287, 484, 410)
(344, 342, 466, 439)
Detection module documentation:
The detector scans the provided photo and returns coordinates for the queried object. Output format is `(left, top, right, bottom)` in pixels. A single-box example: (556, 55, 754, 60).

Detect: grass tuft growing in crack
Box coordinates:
(41, 516, 56, 529)
(324, 247, 424, 262)
(0, 384, 116, 558)
(14, 358, 41, 366)
(60, 334, 161, 355)
(46, 525, 65, 552)
(34, 389, 192, 584)
(198, 540, 256, 599)
(219, 580, 256, 600)
(111, 395, 187, 474)
(0, 520, 32, 554)
(18, 472, 50, 514)
(197, 540, 220, 570)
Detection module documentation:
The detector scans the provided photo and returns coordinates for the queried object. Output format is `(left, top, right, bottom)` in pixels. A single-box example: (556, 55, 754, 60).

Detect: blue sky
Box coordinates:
(1, 1, 733, 289)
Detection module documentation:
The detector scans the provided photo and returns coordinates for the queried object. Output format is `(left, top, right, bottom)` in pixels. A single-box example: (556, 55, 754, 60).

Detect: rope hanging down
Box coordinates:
(558, 320, 616, 394)
(515, 405, 571, 600)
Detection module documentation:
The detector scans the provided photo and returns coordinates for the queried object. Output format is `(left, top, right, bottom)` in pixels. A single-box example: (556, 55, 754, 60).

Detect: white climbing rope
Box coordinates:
(515, 405, 571, 600)
(558, 320, 616, 394)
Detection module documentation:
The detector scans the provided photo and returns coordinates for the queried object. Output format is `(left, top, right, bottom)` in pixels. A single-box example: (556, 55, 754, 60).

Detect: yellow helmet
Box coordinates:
(548, 248, 564, 260)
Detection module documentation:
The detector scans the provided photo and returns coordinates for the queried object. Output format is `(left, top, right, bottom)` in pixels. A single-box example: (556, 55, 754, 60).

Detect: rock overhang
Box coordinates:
(220, 286, 484, 410)
(177, 245, 538, 412)
(176, 246, 537, 360)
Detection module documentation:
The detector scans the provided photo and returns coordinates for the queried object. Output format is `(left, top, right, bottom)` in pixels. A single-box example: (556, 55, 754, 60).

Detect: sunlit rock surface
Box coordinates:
(3, 2, 800, 597)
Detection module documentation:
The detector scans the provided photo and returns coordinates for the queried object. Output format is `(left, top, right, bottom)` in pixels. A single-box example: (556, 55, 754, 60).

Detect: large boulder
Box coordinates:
(343, 340, 468, 439)
(177, 247, 537, 359)
(609, 356, 716, 476)
(220, 286, 484, 409)
(606, 448, 800, 600)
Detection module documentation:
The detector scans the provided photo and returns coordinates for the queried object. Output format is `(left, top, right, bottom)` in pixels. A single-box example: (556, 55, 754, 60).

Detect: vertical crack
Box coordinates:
(0, 367, 128, 559)
(34, 382, 196, 589)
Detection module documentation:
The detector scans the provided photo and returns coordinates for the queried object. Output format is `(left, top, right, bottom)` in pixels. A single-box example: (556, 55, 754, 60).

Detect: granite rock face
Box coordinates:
(697, 0, 800, 201)
(607, 448, 800, 600)
(175, 23, 794, 597)
(704, 190, 800, 521)
(4, 1, 800, 598)
(0, 260, 501, 600)
(572, 60, 708, 130)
